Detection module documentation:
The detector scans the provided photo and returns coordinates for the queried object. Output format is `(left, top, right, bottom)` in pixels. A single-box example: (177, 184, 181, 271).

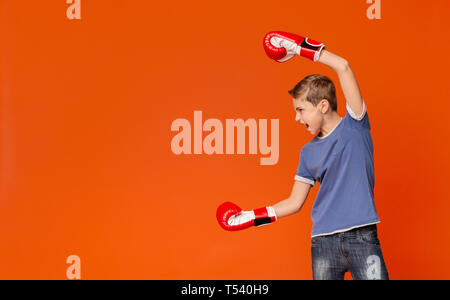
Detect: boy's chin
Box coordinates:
(307, 126, 316, 135)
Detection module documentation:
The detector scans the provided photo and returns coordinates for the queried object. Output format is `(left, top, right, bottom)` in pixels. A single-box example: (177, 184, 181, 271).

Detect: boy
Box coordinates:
(216, 31, 389, 280)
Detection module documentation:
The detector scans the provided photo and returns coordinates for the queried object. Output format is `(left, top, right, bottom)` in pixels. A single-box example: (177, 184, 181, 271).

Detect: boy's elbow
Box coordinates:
(338, 59, 350, 73)
(290, 196, 305, 214)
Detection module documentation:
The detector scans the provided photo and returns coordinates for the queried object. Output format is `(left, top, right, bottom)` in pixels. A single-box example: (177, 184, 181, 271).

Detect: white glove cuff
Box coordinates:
(266, 206, 277, 221)
(313, 45, 325, 62)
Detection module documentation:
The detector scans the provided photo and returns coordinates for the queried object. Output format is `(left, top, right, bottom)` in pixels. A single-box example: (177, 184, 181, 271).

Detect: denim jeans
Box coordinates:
(311, 224, 389, 280)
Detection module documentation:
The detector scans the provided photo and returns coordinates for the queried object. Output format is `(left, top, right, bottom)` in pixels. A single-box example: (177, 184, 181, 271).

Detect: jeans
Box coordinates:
(311, 224, 389, 280)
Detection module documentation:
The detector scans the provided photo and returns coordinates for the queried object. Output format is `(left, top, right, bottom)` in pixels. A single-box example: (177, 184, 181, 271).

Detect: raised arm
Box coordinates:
(317, 50, 365, 117)
(262, 32, 365, 117)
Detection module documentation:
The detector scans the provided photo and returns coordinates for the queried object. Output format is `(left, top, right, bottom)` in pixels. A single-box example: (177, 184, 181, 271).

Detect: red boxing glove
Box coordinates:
(216, 202, 277, 231)
(263, 31, 325, 63)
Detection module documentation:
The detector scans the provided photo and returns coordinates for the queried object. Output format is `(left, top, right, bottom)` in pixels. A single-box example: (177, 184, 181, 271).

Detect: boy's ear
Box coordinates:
(319, 99, 330, 114)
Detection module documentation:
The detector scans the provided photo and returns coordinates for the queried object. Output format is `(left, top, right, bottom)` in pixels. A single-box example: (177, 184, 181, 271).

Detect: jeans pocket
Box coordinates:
(357, 228, 380, 246)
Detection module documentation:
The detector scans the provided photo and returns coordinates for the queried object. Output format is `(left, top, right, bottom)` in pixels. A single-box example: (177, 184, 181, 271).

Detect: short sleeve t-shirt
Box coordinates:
(295, 101, 380, 237)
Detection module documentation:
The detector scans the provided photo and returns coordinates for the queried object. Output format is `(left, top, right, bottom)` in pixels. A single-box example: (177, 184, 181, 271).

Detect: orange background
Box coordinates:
(1, 0, 450, 279)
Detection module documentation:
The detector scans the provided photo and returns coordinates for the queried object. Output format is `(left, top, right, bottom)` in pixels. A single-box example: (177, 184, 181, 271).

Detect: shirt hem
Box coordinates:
(294, 175, 315, 187)
(311, 220, 380, 238)
(346, 100, 367, 121)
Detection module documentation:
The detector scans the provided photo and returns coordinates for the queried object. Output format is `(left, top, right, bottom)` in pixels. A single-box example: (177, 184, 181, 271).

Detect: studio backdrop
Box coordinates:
(1, 0, 449, 279)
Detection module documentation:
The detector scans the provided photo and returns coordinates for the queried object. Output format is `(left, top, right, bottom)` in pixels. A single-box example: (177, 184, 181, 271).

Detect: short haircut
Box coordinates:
(288, 74, 337, 111)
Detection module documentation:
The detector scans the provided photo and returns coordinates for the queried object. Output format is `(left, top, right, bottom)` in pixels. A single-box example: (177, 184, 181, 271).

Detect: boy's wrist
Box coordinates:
(317, 50, 348, 73)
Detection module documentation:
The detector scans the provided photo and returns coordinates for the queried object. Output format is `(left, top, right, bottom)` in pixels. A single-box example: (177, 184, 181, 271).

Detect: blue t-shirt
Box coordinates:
(295, 102, 380, 237)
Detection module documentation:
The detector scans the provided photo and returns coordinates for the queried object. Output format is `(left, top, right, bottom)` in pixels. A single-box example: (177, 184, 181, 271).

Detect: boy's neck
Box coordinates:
(318, 111, 342, 137)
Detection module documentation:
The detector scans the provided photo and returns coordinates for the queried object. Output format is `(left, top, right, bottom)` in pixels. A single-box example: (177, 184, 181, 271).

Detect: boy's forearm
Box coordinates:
(317, 49, 348, 72)
(272, 198, 302, 219)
